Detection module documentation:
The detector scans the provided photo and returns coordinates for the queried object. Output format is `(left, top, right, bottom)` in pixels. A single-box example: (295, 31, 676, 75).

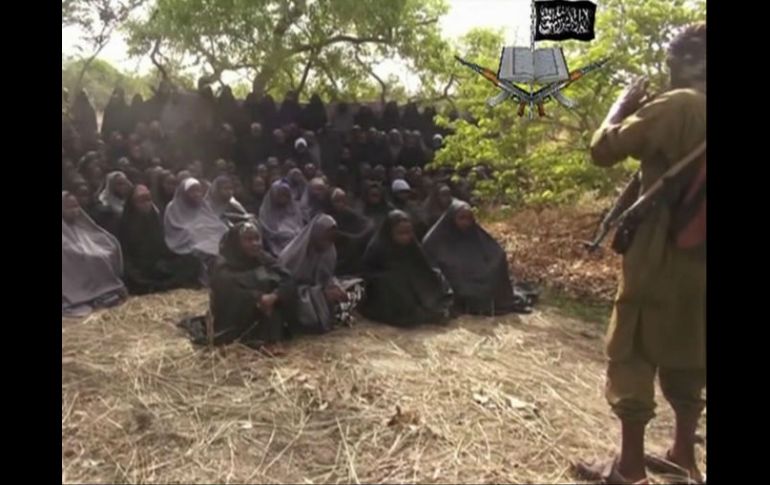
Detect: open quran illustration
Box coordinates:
(456, 0, 608, 118)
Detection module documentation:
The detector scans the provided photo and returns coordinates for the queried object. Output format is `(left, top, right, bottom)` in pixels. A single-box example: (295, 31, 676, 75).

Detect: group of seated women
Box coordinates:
(63, 166, 535, 352)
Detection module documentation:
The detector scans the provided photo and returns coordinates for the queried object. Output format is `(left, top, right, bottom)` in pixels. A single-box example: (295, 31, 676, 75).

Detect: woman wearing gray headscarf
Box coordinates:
(97, 171, 133, 215)
(205, 175, 248, 218)
(258, 179, 306, 256)
(62, 191, 127, 317)
(278, 214, 364, 332)
(163, 178, 229, 283)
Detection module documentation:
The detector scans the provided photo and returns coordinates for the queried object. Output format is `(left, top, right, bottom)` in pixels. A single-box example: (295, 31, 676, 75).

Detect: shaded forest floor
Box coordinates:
(62, 208, 706, 484)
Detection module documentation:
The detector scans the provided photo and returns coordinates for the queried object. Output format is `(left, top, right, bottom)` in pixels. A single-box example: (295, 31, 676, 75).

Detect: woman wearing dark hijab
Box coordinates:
(278, 90, 302, 127)
(401, 102, 422, 131)
(380, 101, 401, 131)
(163, 178, 229, 282)
(216, 85, 240, 126)
(257, 94, 279, 133)
(150, 169, 178, 215)
(355, 181, 395, 229)
(258, 179, 306, 256)
(128, 93, 146, 131)
(385, 129, 404, 167)
(118, 185, 200, 295)
(330, 188, 375, 276)
(360, 210, 453, 326)
(203, 221, 297, 350)
(422, 183, 455, 230)
(299, 177, 332, 222)
(279, 214, 365, 331)
(391, 179, 428, 240)
(354, 104, 376, 130)
(242, 174, 268, 214)
(332, 102, 355, 133)
(62, 191, 127, 317)
(422, 200, 533, 315)
(269, 128, 292, 162)
(205, 175, 248, 219)
(301, 93, 328, 132)
(101, 87, 130, 138)
(397, 130, 428, 168)
(420, 105, 438, 144)
(71, 90, 98, 144)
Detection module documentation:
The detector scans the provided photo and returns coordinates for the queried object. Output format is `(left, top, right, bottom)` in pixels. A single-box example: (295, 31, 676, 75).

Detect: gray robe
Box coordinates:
(278, 214, 340, 332)
(62, 204, 125, 317)
(163, 178, 228, 257)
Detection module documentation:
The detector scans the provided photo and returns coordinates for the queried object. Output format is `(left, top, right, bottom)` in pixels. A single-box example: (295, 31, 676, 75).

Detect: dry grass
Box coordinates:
(62, 290, 706, 484)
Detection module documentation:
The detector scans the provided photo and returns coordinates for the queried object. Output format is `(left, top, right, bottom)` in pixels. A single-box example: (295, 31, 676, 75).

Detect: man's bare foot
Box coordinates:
(645, 450, 704, 484)
(573, 457, 648, 484)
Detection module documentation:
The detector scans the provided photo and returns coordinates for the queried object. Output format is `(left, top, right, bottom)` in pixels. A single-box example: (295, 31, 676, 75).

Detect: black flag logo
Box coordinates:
(534, 0, 597, 42)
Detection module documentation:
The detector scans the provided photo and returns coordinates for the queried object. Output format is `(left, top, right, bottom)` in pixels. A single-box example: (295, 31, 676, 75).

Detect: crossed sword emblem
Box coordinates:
(455, 55, 610, 118)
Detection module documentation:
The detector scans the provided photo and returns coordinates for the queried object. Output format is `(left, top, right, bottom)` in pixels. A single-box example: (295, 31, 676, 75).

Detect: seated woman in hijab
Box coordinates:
(279, 214, 365, 331)
(96, 170, 133, 234)
(150, 169, 178, 215)
(205, 175, 249, 222)
(422, 183, 455, 230)
(299, 177, 332, 222)
(258, 179, 306, 256)
(422, 200, 533, 315)
(163, 178, 229, 283)
(205, 222, 297, 352)
(118, 185, 201, 295)
(360, 210, 453, 327)
(242, 175, 267, 214)
(62, 191, 127, 317)
(391, 179, 428, 240)
(355, 181, 394, 229)
(329, 188, 375, 276)
(286, 167, 308, 201)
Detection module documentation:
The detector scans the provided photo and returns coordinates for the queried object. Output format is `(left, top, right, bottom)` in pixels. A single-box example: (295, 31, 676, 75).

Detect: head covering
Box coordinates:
(301, 93, 328, 132)
(286, 168, 308, 200)
(258, 179, 306, 255)
(330, 189, 375, 276)
(205, 175, 247, 217)
(422, 200, 523, 315)
(62, 192, 125, 314)
(218, 221, 265, 271)
(381, 101, 401, 131)
(98, 171, 131, 215)
(118, 185, 166, 264)
(163, 178, 228, 256)
(294, 137, 308, 150)
(278, 214, 339, 331)
(299, 177, 331, 222)
(391, 179, 411, 193)
(278, 214, 338, 285)
(360, 210, 452, 326)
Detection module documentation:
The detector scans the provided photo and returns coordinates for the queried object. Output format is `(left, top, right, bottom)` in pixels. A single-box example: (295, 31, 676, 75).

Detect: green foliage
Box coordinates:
(431, 0, 706, 207)
(124, 0, 449, 100)
(62, 57, 195, 111)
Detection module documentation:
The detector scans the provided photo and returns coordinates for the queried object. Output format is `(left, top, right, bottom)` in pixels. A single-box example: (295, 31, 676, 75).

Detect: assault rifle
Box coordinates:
(584, 140, 706, 254)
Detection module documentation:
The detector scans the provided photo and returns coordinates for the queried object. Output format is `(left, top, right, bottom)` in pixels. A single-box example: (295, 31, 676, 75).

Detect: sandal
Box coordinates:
(572, 456, 649, 484)
(644, 451, 705, 484)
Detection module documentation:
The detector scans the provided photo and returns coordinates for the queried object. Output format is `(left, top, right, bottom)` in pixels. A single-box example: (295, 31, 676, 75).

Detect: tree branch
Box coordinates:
(294, 34, 392, 55)
(354, 49, 387, 104)
(297, 52, 315, 96)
